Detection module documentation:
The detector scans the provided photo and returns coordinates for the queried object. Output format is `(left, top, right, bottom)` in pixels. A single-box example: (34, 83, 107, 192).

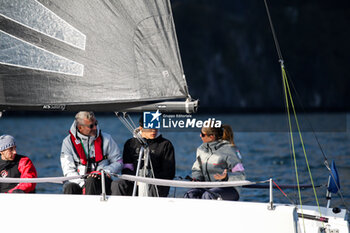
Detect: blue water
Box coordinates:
(0, 113, 349, 209)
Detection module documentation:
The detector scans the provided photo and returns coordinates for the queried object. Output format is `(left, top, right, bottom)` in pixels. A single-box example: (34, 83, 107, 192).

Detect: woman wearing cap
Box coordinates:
(184, 124, 245, 200)
(0, 135, 37, 193)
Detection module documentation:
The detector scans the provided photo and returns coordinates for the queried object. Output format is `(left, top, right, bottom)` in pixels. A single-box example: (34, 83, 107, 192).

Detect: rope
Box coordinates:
(263, 0, 283, 62)
(263, 0, 329, 229)
(115, 112, 146, 145)
(115, 112, 134, 134)
(283, 70, 350, 211)
(284, 69, 323, 213)
(264, 0, 349, 213)
(115, 112, 159, 196)
(281, 65, 306, 231)
(272, 180, 295, 205)
(0, 175, 83, 184)
(113, 173, 264, 188)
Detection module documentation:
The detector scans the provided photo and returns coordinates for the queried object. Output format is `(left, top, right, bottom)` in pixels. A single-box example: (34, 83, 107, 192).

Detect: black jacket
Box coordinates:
(122, 135, 175, 196)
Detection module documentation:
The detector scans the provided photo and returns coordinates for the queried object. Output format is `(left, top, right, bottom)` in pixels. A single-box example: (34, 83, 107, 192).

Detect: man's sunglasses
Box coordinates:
(82, 120, 98, 129)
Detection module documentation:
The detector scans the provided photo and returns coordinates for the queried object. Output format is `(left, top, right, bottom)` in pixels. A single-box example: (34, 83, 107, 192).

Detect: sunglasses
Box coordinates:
(200, 131, 209, 137)
(82, 120, 98, 129)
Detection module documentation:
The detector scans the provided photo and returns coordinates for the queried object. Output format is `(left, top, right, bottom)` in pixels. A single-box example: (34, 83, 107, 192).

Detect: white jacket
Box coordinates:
(60, 121, 123, 187)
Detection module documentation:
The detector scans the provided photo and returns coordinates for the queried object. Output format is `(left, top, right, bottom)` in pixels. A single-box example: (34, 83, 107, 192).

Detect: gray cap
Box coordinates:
(0, 135, 16, 152)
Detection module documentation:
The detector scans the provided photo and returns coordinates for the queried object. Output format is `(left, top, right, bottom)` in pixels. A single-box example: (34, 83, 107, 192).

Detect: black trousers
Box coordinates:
(63, 176, 118, 195)
(183, 187, 239, 201)
(111, 179, 170, 197)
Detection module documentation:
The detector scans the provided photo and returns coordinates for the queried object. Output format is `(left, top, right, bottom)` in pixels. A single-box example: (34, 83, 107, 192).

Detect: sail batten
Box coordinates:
(0, 0, 193, 112)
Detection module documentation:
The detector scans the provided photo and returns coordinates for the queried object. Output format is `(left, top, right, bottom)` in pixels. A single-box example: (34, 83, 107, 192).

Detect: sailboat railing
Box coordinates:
(0, 174, 328, 209)
(0, 175, 83, 184)
(0, 174, 267, 188)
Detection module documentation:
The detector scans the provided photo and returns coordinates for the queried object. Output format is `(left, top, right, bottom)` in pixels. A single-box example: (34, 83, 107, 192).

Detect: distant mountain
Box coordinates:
(172, 0, 350, 112)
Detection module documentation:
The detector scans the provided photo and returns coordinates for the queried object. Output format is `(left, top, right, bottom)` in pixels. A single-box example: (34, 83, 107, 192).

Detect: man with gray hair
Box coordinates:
(0, 135, 37, 193)
(60, 111, 123, 195)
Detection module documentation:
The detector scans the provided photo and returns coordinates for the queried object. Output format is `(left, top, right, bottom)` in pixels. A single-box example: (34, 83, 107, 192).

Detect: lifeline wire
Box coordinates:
(112, 173, 264, 188)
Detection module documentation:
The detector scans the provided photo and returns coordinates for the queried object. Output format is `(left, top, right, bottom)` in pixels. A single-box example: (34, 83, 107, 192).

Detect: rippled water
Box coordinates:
(1, 113, 349, 209)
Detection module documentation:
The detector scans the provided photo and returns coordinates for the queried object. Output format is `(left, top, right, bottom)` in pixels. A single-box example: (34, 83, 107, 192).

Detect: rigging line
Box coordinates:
(284, 70, 324, 222)
(284, 70, 347, 211)
(126, 114, 138, 130)
(263, 0, 313, 228)
(264, 0, 297, 204)
(125, 113, 147, 146)
(115, 112, 146, 145)
(116, 112, 144, 144)
(285, 71, 350, 217)
(281, 64, 298, 204)
(272, 180, 295, 205)
(124, 113, 147, 144)
(336, 189, 350, 211)
(264, 0, 348, 212)
(115, 112, 134, 134)
(285, 76, 349, 213)
(122, 112, 137, 133)
(282, 65, 306, 232)
(263, 0, 283, 62)
(285, 68, 329, 164)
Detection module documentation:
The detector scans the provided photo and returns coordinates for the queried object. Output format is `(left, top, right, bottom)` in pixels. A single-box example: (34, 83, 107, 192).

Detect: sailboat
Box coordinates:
(0, 0, 348, 232)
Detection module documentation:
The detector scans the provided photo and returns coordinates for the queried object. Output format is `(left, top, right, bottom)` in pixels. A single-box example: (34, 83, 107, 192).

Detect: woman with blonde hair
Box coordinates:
(222, 124, 235, 146)
(184, 123, 245, 200)
(222, 124, 242, 159)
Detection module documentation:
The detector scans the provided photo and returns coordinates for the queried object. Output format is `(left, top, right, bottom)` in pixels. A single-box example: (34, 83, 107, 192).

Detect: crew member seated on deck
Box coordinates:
(184, 124, 245, 200)
(60, 111, 123, 195)
(0, 135, 37, 193)
(112, 117, 175, 197)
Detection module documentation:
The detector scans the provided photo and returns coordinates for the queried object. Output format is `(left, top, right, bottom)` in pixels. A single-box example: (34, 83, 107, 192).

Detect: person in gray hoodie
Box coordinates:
(184, 124, 245, 200)
(60, 111, 123, 195)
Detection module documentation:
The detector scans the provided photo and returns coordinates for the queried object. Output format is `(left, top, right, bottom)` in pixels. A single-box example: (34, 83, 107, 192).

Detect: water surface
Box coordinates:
(0, 113, 349, 209)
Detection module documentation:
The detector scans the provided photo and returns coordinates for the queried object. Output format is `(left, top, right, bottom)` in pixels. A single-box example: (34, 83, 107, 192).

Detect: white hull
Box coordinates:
(1, 193, 348, 233)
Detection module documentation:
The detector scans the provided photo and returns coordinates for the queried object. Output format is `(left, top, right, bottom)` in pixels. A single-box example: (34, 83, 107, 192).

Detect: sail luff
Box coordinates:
(166, 0, 189, 97)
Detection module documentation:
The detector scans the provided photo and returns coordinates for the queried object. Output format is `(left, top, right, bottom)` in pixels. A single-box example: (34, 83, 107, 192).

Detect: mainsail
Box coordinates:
(0, 0, 197, 112)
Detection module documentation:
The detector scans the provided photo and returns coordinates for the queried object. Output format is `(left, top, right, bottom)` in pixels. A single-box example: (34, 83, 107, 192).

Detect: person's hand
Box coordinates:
(88, 170, 111, 179)
(88, 171, 101, 178)
(213, 169, 227, 181)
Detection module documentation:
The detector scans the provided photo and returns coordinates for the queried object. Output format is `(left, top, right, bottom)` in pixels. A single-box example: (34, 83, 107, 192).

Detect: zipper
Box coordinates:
(204, 145, 213, 181)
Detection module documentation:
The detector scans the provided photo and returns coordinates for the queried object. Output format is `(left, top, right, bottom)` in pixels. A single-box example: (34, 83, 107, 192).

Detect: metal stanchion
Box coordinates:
(268, 178, 275, 210)
(100, 170, 107, 201)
